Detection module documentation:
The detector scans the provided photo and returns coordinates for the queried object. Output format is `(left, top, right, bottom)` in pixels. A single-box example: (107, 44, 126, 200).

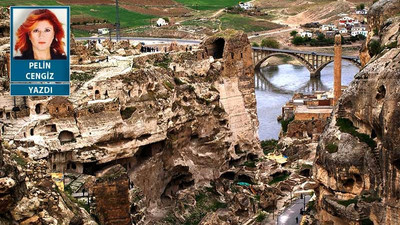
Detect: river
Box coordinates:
(255, 60, 360, 140)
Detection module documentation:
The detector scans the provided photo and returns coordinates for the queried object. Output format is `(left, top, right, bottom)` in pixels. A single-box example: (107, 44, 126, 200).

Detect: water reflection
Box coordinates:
(255, 61, 359, 140)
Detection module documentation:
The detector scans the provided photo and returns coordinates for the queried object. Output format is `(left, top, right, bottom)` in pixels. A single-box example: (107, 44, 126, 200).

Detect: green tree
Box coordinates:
(292, 36, 304, 45)
(368, 40, 383, 56)
(261, 38, 280, 48)
(290, 30, 298, 37)
(317, 33, 325, 41)
(252, 42, 260, 47)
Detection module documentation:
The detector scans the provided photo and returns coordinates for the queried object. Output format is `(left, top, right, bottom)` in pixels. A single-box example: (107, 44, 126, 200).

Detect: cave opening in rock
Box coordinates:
(247, 153, 258, 161)
(343, 178, 355, 189)
(371, 129, 377, 139)
(30, 128, 34, 136)
(237, 174, 254, 184)
(393, 159, 400, 171)
(220, 171, 235, 180)
(35, 104, 42, 114)
(95, 90, 100, 100)
(0, 111, 3, 118)
(354, 174, 362, 185)
(211, 38, 225, 59)
(6, 112, 10, 119)
(58, 130, 75, 144)
(1, 125, 4, 134)
(162, 166, 194, 200)
(82, 162, 97, 175)
(46, 124, 57, 132)
(300, 169, 311, 177)
(376, 85, 386, 100)
(135, 140, 165, 165)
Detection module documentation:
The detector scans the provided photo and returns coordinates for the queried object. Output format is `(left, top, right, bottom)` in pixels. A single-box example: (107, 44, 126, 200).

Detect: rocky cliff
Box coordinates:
(0, 27, 269, 224)
(314, 0, 400, 224)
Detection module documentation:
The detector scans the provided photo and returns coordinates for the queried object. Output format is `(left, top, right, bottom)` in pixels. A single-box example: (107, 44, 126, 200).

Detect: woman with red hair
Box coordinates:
(14, 9, 66, 60)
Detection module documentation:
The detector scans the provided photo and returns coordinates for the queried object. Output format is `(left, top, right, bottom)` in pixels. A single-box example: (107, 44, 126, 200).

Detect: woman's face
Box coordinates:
(29, 20, 55, 52)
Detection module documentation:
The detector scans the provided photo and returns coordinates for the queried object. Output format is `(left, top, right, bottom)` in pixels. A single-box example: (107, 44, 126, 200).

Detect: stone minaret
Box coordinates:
(333, 35, 342, 105)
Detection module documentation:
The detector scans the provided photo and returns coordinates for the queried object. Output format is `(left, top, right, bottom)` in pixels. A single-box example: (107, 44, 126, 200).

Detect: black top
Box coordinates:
(14, 49, 67, 60)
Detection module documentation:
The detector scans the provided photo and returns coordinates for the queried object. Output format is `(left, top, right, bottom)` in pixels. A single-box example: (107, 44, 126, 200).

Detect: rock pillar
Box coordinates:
(93, 165, 131, 225)
(333, 35, 342, 105)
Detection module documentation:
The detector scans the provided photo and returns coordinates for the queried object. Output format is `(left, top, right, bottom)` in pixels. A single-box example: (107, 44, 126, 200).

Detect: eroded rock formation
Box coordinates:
(0, 28, 265, 224)
(314, 0, 400, 224)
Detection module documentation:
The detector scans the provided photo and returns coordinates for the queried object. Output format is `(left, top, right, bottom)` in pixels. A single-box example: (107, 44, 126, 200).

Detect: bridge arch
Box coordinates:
(254, 53, 314, 72)
(313, 59, 362, 75)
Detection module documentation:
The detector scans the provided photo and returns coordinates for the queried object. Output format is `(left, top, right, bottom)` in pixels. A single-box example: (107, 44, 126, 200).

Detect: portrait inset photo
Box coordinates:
(12, 8, 68, 60)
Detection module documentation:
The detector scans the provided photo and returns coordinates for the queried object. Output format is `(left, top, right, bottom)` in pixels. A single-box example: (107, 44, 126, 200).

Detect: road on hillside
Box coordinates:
(248, 27, 297, 39)
(75, 37, 201, 45)
(278, 195, 311, 225)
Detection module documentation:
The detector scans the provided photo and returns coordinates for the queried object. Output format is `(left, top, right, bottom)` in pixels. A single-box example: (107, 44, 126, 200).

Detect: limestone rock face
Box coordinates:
(314, 2, 400, 224)
(360, 0, 400, 65)
(0, 144, 97, 224)
(0, 29, 261, 224)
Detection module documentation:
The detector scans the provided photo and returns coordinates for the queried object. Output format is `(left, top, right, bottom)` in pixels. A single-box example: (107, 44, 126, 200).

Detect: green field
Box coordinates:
(0, 0, 60, 6)
(1, 1, 155, 28)
(71, 28, 90, 37)
(220, 14, 282, 32)
(183, 13, 283, 33)
(175, 0, 250, 10)
(71, 5, 154, 28)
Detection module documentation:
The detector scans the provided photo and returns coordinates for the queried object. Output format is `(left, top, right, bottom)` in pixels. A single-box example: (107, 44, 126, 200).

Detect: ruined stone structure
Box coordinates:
(314, 0, 400, 224)
(93, 165, 131, 225)
(333, 35, 342, 106)
(0, 28, 262, 223)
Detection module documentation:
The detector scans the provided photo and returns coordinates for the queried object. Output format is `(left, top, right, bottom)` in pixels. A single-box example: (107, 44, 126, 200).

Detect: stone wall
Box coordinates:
(93, 165, 131, 225)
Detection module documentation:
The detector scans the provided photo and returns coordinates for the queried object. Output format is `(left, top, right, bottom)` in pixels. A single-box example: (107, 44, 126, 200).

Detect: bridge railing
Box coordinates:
(251, 47, 359, 60)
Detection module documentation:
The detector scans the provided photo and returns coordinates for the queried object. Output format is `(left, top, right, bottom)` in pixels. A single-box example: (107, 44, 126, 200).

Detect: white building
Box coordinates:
(356, 9, 368, 15)
(238, 2, 253, 10)
(351, 26, 368, 37)
(156, 18, 168, 27)
(98, 28, 109, 35)
(300, 31, 313, 38)
(339, 17, 354, 25)
(339, 28, 348, 34)
(321, 24, 337, 31)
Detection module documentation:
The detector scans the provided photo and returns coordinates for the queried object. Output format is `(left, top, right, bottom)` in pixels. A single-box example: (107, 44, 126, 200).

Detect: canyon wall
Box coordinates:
(314, 0, 400, 224)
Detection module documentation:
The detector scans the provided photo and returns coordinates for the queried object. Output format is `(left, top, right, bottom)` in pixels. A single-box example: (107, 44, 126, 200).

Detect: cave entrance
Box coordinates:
(6, 112, 10, 119)
(95, 90, 100, 100)
(35, 104, 42, 114)
(162, 165, 194, 199)
(343, 178, 355, 189)
(135, 140, 165, 165)
(393, 159, 400, 171)
(210, 38, 225, 59)
(82, 162, 98, 175)
(237, 174, 255, 184)
(300, 169, 311, 177)
(58, 131, 75, 144)
(371, 129, 377, 139)
(220, 171, 236, 180)
(46, 124, 57, 133)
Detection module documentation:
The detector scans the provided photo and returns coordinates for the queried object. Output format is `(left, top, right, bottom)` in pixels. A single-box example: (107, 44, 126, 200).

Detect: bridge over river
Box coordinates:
(252, 47, 361, 77)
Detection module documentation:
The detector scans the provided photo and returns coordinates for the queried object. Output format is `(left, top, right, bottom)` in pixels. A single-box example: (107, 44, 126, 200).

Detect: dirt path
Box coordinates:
(211, 8, 225, 18)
